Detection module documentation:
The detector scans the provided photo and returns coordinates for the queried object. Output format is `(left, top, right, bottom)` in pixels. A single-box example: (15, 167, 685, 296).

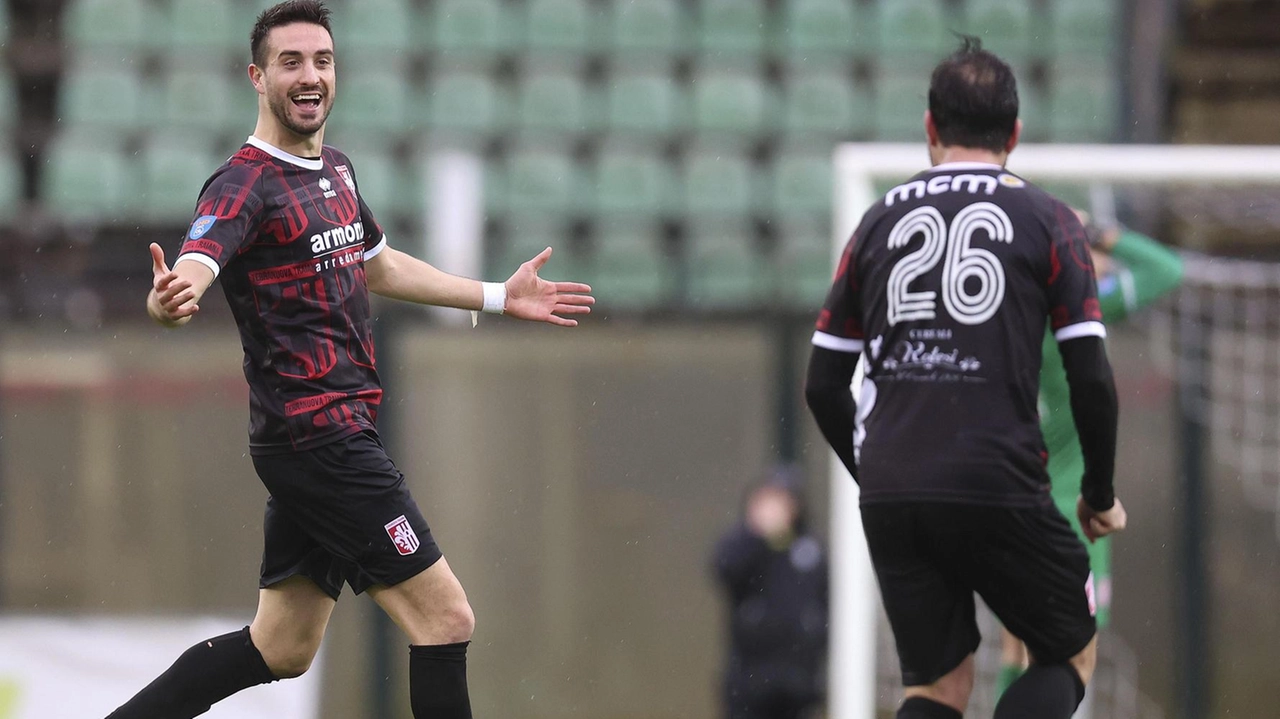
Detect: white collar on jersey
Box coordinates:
(928, 161, 1004, 172)
(246, 136, 324, 170)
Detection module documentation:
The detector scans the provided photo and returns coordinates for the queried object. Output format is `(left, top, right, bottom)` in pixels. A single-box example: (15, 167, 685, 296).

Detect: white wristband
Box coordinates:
(481, 281, 506, 314)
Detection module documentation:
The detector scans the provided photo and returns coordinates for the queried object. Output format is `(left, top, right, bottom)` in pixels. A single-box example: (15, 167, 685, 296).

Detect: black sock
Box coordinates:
(409, 642, 472, 719)
(106, 626, 277, 719)
(993, 662, 1086, 719)
(897, 696, 963, 719)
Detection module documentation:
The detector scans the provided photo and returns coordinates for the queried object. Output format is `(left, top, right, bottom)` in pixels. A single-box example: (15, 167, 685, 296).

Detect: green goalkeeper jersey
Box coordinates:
(1038, 230, 1183, 624)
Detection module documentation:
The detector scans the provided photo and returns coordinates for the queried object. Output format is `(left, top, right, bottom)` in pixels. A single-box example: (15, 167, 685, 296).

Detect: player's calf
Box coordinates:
(994, 637, 1095, 719)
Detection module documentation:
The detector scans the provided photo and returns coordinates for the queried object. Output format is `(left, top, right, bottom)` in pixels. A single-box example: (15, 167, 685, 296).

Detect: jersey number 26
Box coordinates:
(886, 202, 1013, 326)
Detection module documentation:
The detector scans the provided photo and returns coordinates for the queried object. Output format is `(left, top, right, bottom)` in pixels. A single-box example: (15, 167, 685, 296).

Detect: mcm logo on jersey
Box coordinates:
(335, 165, 356, 192)
(318, 176, 337, 199)
(385, 515, 420, 556)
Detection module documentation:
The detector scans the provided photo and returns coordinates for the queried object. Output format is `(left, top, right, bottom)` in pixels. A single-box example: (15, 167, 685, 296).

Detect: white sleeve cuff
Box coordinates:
(1055, 321, 1107, 342)
(363, 235, 388, 261)
(174, 252, 221, 280)
(812, 331, 865, 353)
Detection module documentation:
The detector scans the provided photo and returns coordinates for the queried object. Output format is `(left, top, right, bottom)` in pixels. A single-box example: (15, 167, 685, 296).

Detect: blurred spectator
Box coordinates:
(712, 468, 828, 719)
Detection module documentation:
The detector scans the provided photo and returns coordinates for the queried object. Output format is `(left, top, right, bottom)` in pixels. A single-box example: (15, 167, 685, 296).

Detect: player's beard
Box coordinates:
(267, 85, 333, 138)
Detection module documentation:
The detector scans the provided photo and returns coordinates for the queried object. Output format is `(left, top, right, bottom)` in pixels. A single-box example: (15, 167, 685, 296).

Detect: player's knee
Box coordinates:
(267, 648, 317, 679)
(440, 599, 476, 643)
(253, 628, 324, 679)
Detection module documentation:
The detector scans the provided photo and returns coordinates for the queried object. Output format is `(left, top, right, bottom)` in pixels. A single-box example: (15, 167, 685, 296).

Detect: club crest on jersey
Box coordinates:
(335, 165, 356, 192)
(385, 515, 420, 556)
(188, 214, 217, 240)
(318, 176, 337, 199)
(998, 173, 1026, 188)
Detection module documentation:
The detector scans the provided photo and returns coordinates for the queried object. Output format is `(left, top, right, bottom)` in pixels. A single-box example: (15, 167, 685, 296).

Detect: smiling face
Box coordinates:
(250, 22, 335, 139)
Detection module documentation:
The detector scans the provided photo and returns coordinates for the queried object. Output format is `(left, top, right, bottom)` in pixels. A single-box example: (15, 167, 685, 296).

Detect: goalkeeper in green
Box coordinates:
(997, 214, 1184, 701)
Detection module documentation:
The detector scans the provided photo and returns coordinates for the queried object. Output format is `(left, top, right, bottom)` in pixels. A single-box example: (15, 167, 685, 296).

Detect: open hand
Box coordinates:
(1077, 495, 1127, 543)
(503, 247, 594, 327)
(148, 243, 199, 326)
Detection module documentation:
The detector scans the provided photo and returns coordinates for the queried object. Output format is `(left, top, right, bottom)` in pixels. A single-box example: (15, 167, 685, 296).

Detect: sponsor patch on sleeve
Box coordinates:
(188, 215, 218, 240)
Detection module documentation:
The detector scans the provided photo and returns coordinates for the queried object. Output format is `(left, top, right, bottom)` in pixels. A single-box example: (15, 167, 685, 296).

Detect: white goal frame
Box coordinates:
(829, 143, 1280, 719)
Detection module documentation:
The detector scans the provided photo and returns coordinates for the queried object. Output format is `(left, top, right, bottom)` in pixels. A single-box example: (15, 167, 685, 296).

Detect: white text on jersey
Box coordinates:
(311, 222, 366, 255)
(884, 174, 998, 207)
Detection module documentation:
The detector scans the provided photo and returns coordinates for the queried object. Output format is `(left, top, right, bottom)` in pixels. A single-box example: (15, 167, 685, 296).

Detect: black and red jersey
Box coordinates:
(814, 162, 1104, 507)
(176, 137, 387, 455)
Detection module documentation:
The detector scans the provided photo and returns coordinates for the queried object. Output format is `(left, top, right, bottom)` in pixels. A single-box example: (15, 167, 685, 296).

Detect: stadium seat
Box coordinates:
(959, 0, 1039, 62)
(501, 149, 582, 214)
(1017, 83, 1050, 142)
(697, 0, 767, 57)
(42, 134, 136, 222)
(521, 0, 594, 54)
(329, 0, 413, 56)
(874, 0, 950, 59)
(776, 223, 834, 307)
(164, 0, 241, 54)
(329, 141, 418, 218)
(516, 72, 592, 134)
(783, 72, 869, 138)
(65, 0, 153, 51)
(1048, 75, 1117, 142)
(872, 71, 927, 141)
(682, 151, 758, 216)
(610, 0, 685, 57)
(590, 231, 673, 309)
(690, 72, 774, 137)
(770, 153, 832, 218)
(328, 67, 412, 135)
(592, 149, 677, 215)
(685, 228, 771, 307)
(159, 68, 237, 133)
(424, 72, 509, 136)
(58, 64, 144, 131)
(1049, 0, 1118, 58)
(0, 151, 23, 222)
(605, 73, 686, 136)
(431, 0, 512, 57)
(779, 0, 867, 59)
(138, 136, 219, 222)
(487, 225, 577, 281)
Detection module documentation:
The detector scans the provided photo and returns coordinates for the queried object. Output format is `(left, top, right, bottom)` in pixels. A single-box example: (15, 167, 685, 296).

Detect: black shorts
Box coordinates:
(252, 430, 443, 600)
(861, 501, 1096, 686)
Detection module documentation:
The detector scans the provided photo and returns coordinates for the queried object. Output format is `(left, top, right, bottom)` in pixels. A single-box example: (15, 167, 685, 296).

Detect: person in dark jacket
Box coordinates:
(713, 470, 829, 719)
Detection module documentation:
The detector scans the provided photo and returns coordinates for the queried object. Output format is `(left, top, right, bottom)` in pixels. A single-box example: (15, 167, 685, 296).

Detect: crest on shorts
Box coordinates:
(385, 515, 420, 556)
(335, 165, 356, 193)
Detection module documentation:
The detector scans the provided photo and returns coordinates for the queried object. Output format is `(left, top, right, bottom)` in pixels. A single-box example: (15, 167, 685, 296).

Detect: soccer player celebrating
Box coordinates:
(804, 39, 1126, 719)
(108, 2, 593, 718)
(996, 215, 1184, 710)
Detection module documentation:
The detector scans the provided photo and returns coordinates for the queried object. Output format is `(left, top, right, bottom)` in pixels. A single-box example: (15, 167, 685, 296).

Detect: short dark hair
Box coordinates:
(251, 0, 333, 68)
(928, 36, 1019, 153)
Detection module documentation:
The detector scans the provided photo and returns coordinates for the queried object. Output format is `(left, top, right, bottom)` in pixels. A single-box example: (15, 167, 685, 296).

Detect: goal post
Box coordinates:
(828, 143, 1280, 719)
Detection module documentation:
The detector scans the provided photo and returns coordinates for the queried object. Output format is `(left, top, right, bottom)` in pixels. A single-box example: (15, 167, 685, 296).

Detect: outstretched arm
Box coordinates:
(146, 243, 215, 328)
(365, 246, 594, 326)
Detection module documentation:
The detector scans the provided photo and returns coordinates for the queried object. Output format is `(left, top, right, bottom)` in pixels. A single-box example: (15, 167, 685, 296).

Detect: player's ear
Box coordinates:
(924, 110, 940, 147)
(248, 64, 265, 93)
(1006, 119, 1022, 154)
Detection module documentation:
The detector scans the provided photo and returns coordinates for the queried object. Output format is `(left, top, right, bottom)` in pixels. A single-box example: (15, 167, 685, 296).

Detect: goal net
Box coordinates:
(830, 143, 1280, 719)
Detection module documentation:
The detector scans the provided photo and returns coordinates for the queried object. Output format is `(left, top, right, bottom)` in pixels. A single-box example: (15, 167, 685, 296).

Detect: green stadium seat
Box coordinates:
(516, 72, 592, 133)
(783, 72, 869, 138)
(164, 0, 241, 54)
(328, 68, 411, 134)
(690, 72, 774, 136)
(697, 0, 767, 56)
(682, 151, 758, 216)
(874, 0, 950, 58)
(521, 0, 594, 54)
(959, 0, 1040, 62)
(0, 151, 23, 222)
(159, 68, 237, 133)
(425, 72, 509, 136)
(42, 134, 136, 222)
(592, 149, 677, 215)
(590, 231, 673, 309)
(138, 136, 218, 221)
(611, 0, 685, 56)
(770, 153, 832, 218)
(872, 71, 926, 141)
(58, 64, 144, 131)
(776, 224, 834, 307)
(328, 141, 418, 218)
(686, 228, 771, 307)
(487, 226, 577, 281)
(328, 0, 413, 56)
(432, 0, 512, 56)
(779, 0, 867, 59)
(1049, 0, 1118, 58)
(65, 0, 152, 50)
(1018, 83, 1050, 142)
(605, 73, 685, 135)
(1048, 75, 1117, 143)
(501, 149, 581, 214)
